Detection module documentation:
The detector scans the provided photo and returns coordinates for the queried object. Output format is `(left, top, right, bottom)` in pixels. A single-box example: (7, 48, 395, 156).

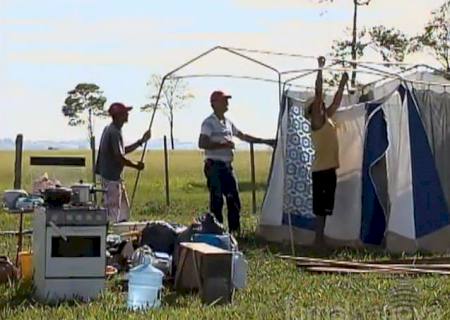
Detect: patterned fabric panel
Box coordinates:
(283, 98, 315, 221)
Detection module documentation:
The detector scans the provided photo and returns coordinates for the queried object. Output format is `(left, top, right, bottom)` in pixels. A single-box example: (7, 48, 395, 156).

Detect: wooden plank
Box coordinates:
(119, 230, 141, 238)
(296, 262, 333, 268)
(297, 262, 450, 271)
(174, 247, 188, 289)
(295, 257, 450, 268)
(279, 255, 450, 275)
(366, 256, 450, 265)
(180, 242, 231, 255)
(30, 156, 86, 167)
(304, 267, 410, 274)
(386, 264, 450, 270)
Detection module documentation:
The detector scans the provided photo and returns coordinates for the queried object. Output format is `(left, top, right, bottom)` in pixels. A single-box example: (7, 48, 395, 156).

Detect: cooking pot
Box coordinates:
(71, 182, 93, 205)
(130, 245, 154, 268)
(43, 186, 72, 208)
(2, 189, 29, 210)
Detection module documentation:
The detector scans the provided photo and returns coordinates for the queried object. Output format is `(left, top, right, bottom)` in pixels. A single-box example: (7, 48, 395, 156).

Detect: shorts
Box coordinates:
(312, 169, 337, 216)
(101, 178, 130, 223)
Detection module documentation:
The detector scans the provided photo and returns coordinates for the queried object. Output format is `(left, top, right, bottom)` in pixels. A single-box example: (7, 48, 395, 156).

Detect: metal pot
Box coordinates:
(43, 187, 72, 208)
(71, 182, 93, 205)
(130, 245, 154, 267)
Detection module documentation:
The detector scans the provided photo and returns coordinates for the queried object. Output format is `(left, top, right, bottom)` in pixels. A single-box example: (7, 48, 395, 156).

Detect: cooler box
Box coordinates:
(191, 233, 231, 250)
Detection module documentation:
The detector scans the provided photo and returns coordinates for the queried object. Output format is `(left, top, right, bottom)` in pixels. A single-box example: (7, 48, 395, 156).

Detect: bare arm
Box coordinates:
(198, 134, 234, 150)
(112, 149, 143, 170)
(122, 157, 143, 170)
(326, 72, 349, 118)
(310, 56, 326, 131)
(124, 140, 142, 154)
(235, 131, 275, 146)
(124, 130, 151, 154)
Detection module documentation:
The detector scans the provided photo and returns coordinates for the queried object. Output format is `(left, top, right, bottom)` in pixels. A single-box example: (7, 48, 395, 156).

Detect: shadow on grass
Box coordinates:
(162, 288, 199, 308)
(235, 231, 441, 261)
(182, 181, 267, 192)
(0, 280, 108, 312)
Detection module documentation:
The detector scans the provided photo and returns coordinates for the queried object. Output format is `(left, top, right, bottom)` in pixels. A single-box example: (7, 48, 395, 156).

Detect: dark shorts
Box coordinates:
(312, 169, 337, 216)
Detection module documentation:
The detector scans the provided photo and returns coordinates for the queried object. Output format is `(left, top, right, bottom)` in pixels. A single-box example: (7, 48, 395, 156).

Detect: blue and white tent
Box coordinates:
(258, 71, 450, 253)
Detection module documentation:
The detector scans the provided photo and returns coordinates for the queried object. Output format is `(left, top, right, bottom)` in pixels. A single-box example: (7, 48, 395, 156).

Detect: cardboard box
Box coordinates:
(175, 242, 233, 304)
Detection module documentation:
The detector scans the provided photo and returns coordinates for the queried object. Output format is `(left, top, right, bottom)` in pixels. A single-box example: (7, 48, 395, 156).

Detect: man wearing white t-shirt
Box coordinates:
(198, 90, 275, 233)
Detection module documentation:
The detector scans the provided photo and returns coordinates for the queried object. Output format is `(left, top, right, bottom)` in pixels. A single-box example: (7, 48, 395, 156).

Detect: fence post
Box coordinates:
(90, 136, 97, 202)
(250, 142, 256, 214)
(14, 134, 24, 266)
(163, 135, 170, 207)
(14, 134, 23, 189)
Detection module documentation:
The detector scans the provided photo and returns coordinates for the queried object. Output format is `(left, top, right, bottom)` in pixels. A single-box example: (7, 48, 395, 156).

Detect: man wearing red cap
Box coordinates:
(96, 102, 151, 223)
(199, 90, 275, 234)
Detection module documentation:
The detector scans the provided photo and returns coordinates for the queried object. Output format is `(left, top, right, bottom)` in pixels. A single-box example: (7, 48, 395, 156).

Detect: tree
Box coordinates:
(142, 75, 194, 150)
(319, 0, 412, 87)
(413, 0, 450, 73)
(368, 26, 410, 63)
(62, 83, 107, 140)
(62, 83, 107, 183)
(319, 0, 373, 86)
(349, 0, 372, 85)
(331, 25, 410, 62)
(328, 25, 410, 86)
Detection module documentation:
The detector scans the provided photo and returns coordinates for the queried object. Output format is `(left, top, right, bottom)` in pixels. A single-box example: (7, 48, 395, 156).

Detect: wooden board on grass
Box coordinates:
(303, 267, 412, 274)
(296, 262, 450, 270)
(279, 255, 450, 275)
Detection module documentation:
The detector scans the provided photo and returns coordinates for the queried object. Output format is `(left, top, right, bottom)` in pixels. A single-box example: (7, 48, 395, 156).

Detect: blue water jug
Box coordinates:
(127, 262, 164, 310)
(191, 233, 231, 250)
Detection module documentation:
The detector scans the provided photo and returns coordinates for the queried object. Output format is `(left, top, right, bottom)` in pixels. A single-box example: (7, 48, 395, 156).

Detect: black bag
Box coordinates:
(194, 212, 225, 235)
(140, 221, 178, 254)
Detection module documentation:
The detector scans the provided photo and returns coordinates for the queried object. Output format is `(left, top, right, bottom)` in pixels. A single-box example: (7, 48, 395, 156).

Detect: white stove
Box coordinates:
(33, 205, 108, 303)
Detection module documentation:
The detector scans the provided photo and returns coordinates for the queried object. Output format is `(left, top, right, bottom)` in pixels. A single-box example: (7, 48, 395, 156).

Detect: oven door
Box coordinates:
(45, 226, 106, 278)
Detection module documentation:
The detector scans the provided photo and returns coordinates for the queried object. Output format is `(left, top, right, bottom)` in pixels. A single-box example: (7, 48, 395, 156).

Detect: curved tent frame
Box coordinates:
(129, 45, 450, 256)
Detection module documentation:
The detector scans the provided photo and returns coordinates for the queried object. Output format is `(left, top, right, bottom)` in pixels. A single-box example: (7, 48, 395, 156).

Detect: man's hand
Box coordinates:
(339, 72, 349, 87)
(221, 140, 235, 149)
(318, 56, 326, 68)
(263, 139, 276, 147)
(141, 130, 151, 144)
(135, 161, 145, 171)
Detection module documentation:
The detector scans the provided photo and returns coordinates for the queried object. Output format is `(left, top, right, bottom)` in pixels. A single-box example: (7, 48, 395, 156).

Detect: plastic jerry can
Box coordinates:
(127, 262, 164, 310)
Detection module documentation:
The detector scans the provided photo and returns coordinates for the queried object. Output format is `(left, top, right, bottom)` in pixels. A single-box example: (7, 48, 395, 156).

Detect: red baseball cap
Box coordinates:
(108, 102, 133, 116)
(210, 90, 232, 103)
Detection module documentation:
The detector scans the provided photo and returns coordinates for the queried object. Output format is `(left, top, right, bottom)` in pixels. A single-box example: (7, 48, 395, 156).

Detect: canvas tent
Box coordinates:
(258, 70, 450, 253)
(140, 46, 449, 253)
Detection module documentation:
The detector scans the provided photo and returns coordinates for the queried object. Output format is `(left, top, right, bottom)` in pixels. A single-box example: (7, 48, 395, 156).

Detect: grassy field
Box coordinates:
(0, 150, 449, 319)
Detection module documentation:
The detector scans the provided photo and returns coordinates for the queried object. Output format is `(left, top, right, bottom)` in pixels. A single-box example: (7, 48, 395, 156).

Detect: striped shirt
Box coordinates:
(200, 113, 241, 162)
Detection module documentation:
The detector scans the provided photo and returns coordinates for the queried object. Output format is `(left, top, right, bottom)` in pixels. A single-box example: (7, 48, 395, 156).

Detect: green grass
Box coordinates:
(0, 150, 449, 319)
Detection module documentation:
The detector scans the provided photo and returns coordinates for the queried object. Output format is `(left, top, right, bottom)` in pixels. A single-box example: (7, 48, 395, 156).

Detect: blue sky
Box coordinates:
(0, 0, 445, 145)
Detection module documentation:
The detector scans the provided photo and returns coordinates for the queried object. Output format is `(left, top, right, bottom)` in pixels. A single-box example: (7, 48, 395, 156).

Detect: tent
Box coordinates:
(258, 70, 450, 253)
(136, 46, 449, 253)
